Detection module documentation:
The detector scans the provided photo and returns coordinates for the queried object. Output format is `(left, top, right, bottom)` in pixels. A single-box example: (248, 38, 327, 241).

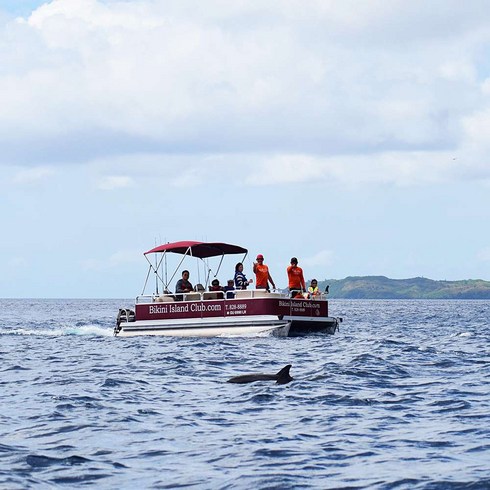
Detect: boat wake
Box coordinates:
(1, 325, 113, 337)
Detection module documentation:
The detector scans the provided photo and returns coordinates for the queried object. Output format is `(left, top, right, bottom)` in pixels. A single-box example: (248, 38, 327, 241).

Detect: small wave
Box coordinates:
(26, 454, 91, 468)
(1, 365, 30, 372)
(0, 443, 20, 453)
(251, 393, 277, 403)
(253, 448, 299, 458)
(417, 345, 438, 352)
(429, 399, 472, 412)
(102, 378, 134, 387)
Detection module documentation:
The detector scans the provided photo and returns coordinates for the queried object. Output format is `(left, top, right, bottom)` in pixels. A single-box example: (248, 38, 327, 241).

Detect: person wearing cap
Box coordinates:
(253, 254, 276, 291)
(287, 257, 306, 298)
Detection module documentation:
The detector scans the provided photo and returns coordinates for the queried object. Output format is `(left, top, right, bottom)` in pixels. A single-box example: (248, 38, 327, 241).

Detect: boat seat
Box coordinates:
(235, 290, 283, 299)
(266, 292, 283, 298)
(155, 295, 175, 303)
(251, 290, 270, 298)
(203, 292, 224, 300)
(184, 293, 201, 301)
(235, 290, 251, 299)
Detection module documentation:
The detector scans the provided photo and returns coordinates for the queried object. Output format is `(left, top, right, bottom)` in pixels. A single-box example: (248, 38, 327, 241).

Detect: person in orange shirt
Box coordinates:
(287, 257, 306, 298)
(253, 254, 276, 291)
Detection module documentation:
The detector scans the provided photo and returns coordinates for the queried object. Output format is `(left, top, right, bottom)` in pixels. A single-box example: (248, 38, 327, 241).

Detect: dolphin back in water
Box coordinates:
(227, 364, 293, 385)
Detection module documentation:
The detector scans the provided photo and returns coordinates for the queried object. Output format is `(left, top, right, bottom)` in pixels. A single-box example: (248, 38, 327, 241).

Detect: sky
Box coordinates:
(1, 0, 490, 298)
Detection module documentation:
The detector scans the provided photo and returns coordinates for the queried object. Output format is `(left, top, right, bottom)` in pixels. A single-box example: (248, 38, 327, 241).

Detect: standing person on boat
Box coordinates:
(287, 257, 306, 298)
(175, 270, 193, 300)
(234, 262, 253, 290)
(253, 254, 276, 291)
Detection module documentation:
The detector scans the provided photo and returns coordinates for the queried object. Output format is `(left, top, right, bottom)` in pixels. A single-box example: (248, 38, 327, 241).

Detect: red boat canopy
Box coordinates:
(144, 241, 247, 259)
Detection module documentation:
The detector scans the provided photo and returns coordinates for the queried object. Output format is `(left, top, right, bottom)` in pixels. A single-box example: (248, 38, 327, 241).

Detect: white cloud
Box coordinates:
(96, 175, 133, 190)
(302, 250, 334, 268)
(84, 148, 467, 190)
(13, 166, 55, 184)
(170, 169, 203, 188)
(108, 249, 140, 267)
(245, 155, 325, 186)
(82, 248, 141, 270)
(243, 150, 463, 188)
(7, 257, 29, 268)
(1, 0, 490, 189)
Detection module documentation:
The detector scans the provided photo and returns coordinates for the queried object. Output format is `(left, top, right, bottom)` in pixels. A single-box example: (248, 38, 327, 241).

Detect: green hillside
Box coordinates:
(318, 276, 490, 299)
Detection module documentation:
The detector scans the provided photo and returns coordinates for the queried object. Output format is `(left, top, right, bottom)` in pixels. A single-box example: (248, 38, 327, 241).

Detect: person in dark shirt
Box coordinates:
(223, 279, 236, 298)
(175, 270, 193, 300)
(234, 262, 253, 289)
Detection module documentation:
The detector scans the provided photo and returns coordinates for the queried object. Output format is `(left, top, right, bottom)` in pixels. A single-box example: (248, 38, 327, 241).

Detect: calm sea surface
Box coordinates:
(1, 299, 489, 489)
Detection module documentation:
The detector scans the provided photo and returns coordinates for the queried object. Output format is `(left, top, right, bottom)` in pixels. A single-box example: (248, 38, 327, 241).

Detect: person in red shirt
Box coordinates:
(253, 254, 276, 291)
(287, 257, 306, 298)
(209, 279, 223, 292)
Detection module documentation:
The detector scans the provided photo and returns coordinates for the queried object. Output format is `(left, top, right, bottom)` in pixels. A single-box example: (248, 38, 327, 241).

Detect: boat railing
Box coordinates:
(234, 289, 285, 299)
(136, 289, 328, 304)
(136, 289, 296, 304)
(136, 294, 159, 304)
(136, 291, 228, 303)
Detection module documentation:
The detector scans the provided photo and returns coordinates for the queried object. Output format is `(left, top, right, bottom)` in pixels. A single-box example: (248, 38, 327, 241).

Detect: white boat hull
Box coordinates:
(115, 315, 291, 338)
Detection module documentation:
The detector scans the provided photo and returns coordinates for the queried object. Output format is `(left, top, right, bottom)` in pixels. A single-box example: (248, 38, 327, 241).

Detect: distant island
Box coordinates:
(317, 276, 490, 299)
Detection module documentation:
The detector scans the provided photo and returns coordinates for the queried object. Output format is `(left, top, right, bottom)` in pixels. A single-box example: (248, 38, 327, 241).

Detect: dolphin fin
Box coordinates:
(275, 364, 293, 384)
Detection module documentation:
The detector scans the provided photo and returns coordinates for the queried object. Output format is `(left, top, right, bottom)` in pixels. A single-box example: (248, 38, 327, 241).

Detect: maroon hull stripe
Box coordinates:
(135, 298, 328, 321)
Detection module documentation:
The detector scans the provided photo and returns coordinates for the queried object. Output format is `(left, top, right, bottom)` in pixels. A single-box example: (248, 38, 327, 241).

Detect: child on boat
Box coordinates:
(209, 279, 223, 292)
(223, 279, 236, 299)
(308, 279, 321, 297)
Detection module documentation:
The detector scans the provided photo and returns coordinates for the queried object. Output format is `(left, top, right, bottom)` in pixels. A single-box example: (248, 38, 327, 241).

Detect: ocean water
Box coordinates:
(1, 299, 489, 489)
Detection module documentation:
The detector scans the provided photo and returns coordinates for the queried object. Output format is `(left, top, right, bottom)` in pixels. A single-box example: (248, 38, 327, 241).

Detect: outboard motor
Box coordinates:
(115, 308, 135, 336)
